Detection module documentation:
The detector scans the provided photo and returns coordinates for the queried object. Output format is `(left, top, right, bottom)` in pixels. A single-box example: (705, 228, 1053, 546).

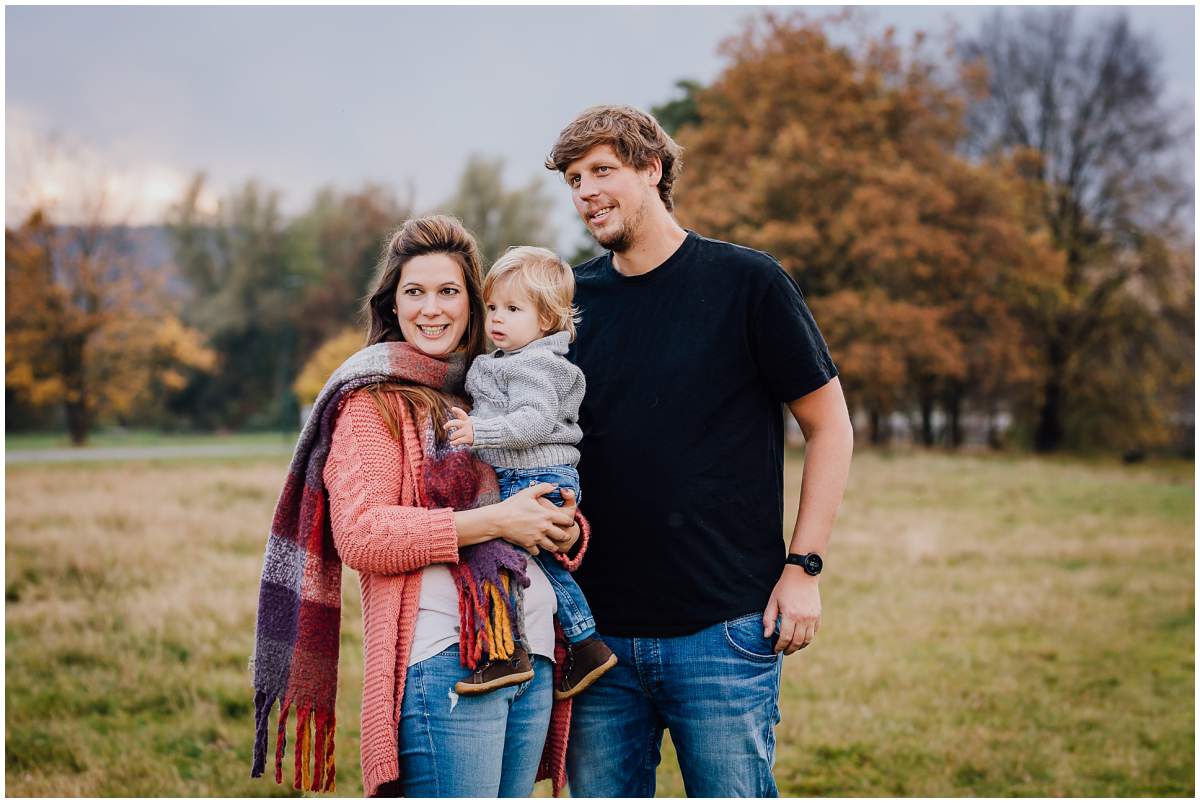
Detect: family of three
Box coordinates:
(251, 104, 854, 797)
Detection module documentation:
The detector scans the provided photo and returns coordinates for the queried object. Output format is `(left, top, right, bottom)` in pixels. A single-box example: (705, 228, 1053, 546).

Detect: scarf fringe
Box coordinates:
(292, 701, 337, 792)
(250, 689, 274, 779)
(251, 693, 336, 792)
(453, 566, 523, 669)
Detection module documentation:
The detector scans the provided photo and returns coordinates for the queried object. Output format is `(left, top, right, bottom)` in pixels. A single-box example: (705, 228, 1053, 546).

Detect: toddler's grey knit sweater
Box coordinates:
(465, 331, 585, 469)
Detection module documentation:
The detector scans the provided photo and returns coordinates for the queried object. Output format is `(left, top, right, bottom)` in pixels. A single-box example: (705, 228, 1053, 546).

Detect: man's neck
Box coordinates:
(612, 214, 688, 277)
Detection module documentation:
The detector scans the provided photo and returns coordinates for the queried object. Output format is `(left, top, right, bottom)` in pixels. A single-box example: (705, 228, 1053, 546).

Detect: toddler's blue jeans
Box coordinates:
(494, 464, 596, 644)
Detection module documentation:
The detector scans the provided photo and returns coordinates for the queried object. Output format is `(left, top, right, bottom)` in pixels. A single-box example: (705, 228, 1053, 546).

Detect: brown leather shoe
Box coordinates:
(554, 636, 618, 700)
(454, 645, 535, 696)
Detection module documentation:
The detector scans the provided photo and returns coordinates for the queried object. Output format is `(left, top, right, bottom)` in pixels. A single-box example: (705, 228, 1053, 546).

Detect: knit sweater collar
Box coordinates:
(491, 331, 571, 358)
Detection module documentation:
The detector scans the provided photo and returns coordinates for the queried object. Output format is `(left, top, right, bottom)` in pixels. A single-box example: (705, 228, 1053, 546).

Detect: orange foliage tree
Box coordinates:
(672, 11, 1054, 445)
(6, 206, 215, 444)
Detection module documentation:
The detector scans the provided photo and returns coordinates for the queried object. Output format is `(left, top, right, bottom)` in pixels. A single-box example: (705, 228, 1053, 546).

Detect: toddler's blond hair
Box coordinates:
(484, 246, 580, 341)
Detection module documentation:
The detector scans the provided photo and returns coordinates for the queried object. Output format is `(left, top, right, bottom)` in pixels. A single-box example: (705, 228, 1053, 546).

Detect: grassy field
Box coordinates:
(5, 448, 1193, 796)
(6, 429, 298, 452)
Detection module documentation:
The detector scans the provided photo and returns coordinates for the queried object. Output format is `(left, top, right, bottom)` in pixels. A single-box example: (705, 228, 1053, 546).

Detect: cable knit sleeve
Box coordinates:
(323, 392, 459, 574)
(469, 351, 562, 449)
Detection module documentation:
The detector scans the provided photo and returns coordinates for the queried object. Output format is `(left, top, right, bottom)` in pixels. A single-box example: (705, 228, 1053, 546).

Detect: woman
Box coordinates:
(251, 215, 585, 797)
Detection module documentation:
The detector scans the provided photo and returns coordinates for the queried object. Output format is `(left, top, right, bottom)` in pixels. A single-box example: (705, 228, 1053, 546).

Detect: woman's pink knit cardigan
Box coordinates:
(323, 391, 585, 797)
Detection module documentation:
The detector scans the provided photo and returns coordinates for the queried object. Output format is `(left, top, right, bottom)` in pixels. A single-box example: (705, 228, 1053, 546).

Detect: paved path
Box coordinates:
(6, 442, 294, 464)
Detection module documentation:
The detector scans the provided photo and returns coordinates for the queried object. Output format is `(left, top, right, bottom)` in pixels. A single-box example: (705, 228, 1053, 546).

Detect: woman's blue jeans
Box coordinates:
(397, 645, 553, 796)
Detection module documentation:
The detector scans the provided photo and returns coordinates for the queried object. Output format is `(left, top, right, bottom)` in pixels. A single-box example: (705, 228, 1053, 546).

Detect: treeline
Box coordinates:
(6, 157, 562, 440)
(6, 9, 1192, 454)
(660, 9, 1193, 453)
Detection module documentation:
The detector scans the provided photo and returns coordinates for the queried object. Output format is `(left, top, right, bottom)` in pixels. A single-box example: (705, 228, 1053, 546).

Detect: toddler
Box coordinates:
(445, 245, 616, 700)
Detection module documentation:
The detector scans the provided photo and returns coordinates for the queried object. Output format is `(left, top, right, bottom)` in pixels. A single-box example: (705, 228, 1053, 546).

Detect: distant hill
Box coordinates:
(119, 225, 176, 269)
(42, 223, 187, 296)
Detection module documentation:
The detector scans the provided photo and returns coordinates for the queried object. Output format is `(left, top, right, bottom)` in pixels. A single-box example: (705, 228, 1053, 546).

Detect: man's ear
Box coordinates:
(641, 156, 663, 188)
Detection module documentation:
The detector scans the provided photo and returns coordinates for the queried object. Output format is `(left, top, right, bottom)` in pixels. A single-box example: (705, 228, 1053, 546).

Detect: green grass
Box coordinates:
(5, 449, 1193, 796)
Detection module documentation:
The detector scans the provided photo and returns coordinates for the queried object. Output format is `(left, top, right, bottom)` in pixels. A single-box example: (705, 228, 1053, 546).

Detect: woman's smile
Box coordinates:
(394, 252, 470, 357)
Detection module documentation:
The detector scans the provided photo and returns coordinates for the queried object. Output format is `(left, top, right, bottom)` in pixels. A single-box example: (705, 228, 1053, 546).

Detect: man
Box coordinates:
(544, 105, 854, 797)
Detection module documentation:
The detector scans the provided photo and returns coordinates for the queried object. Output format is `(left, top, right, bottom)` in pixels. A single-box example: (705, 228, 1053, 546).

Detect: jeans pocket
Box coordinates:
(723, 613, 780, 662)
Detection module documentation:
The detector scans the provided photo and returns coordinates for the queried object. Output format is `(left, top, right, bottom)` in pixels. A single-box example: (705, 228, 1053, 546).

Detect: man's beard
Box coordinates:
(590, 201, 644, 253)
(594, 221, 633, 252)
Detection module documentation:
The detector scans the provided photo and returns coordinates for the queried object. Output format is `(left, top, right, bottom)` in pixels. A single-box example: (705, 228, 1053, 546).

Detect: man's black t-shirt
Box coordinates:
(567, 231, 838, 637)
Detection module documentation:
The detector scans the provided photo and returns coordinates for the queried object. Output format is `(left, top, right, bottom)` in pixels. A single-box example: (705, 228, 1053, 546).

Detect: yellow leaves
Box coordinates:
(5, 362, 65, 406)
(6, 208, 218, 427)
(153, 316, 218, 373)
(293, 328, 364, 406)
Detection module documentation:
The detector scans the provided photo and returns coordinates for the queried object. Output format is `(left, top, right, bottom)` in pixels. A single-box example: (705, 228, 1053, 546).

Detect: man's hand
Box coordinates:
(763, 566, 821, 654)
(445, 406, 474, 446)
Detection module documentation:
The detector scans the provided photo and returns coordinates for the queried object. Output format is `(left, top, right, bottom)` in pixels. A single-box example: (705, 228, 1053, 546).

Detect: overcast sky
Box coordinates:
(7, 5, 1195, 250)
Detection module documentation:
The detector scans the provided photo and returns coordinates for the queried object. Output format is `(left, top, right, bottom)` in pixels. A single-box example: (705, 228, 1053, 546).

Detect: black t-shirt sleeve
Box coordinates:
(749, 265, 838, 403)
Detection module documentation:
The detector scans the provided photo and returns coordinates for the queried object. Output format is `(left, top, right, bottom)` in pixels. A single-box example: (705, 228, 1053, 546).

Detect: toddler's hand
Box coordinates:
(445, 406, 474, 446)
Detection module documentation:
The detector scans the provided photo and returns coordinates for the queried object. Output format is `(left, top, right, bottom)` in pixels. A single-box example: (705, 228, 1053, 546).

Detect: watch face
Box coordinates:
(804, 554, 823, 575)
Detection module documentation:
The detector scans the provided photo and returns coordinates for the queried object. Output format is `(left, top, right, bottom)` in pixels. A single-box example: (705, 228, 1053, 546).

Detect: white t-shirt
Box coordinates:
(408, 554, 557, 666)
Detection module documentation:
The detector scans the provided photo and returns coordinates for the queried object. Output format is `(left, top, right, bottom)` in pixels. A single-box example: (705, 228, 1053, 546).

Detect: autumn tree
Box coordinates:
(6, 206, 215, 444)
(292, 327, 364, 409)
(672, 11, 1050, 445)
(444, 155, 556, 266)
(961, 8, 1193, 451)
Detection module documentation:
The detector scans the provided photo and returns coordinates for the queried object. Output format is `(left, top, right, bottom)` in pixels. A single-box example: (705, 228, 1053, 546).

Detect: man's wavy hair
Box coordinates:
(545, 105, 684, 212)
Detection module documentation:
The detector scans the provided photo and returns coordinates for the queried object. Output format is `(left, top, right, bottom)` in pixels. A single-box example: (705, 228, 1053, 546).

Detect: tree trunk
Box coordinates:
(65, 400, 89, 446)
(944, 390, 964, 448)
(1034, 377, 1065, 452)
(869, 408, 893, 446)
(919, 395, 936, 447)
(1035, 342, 1067, 452)
(62, 334, 89, 446)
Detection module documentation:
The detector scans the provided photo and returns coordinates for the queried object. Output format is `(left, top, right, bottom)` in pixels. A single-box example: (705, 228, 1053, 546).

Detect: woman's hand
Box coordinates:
(496, 483, 576, 556)
(542, 487, 580, 555)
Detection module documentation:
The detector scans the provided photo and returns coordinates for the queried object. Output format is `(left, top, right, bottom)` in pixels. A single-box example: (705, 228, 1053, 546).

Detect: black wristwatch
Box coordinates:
(786, 552, 823, 576)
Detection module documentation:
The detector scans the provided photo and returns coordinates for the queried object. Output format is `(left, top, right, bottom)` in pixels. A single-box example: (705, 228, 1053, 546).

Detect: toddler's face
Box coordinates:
(485, 277, 547, 352)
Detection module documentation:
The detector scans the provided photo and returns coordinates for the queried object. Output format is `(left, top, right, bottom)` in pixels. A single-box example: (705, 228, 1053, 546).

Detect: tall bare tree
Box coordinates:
(961, 8, 1193, 451)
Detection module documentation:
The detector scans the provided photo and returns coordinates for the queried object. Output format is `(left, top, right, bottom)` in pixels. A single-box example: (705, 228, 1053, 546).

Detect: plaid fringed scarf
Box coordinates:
(418, 420, 531, 670)
(250, 340, 529, 792)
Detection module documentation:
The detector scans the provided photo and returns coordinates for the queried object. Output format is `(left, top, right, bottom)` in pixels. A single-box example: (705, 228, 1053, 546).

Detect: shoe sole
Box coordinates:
(454, 669, 534, 696)
(553, 654, 618, 701)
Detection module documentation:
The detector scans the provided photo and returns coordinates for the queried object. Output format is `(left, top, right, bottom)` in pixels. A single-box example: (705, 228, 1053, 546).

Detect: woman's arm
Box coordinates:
(324, 393, 461, 575)
(326, 392, 581, 573)
(455, 483, 579, 555)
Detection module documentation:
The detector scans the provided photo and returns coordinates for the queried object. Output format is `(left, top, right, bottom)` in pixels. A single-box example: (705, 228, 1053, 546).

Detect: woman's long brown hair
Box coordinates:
(361, 215, 487, 442)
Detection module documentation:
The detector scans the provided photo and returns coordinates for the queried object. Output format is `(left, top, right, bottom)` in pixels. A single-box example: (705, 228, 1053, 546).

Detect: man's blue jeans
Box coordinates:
(566, 612, 783, 797)
(397, 645, 553, 796)
(494, 465, 596, 643)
